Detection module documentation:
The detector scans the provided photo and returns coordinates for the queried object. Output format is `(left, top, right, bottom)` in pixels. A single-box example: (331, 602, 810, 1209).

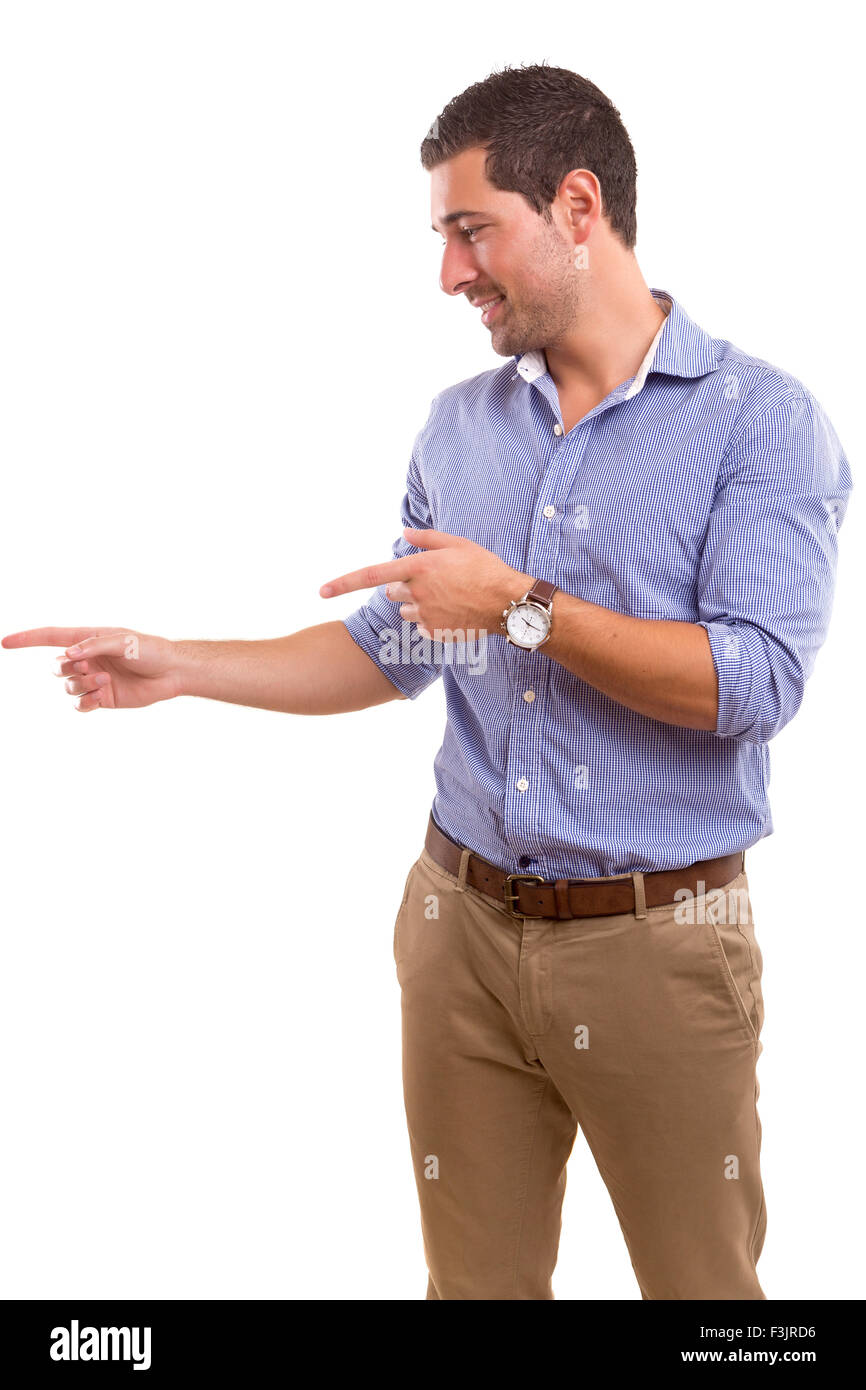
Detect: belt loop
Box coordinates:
(456, 847, 471, 891)
(554, 879, 572, 920)
(632, 871, 647, 920)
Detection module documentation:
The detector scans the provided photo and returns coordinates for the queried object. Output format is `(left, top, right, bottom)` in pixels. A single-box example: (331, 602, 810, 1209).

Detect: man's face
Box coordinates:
(430, 145, 582, 357)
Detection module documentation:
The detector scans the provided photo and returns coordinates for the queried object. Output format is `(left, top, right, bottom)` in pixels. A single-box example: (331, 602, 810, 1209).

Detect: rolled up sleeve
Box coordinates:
(342, 411, 444, 702)
(697, 388, 852, 743)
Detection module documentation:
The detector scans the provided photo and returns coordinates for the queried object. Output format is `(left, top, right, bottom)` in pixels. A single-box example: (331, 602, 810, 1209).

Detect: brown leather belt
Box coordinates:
(424, 812, 745, 920)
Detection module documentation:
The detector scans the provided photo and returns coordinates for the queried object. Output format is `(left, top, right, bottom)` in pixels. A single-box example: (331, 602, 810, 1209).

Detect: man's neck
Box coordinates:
(543, 276, 669, 401)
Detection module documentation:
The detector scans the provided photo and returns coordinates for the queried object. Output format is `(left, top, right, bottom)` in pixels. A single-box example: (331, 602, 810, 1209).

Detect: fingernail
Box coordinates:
(95, 673, 109, 684)
(66, 645, 82, 656)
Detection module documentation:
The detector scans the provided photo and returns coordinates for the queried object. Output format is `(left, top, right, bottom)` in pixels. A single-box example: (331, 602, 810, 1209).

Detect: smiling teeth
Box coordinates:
(478, 296, 503, 310)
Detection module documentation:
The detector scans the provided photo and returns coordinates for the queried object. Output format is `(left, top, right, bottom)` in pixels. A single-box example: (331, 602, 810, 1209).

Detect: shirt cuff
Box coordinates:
(342, 611, 442, 701)
(697, 619, 756, 739)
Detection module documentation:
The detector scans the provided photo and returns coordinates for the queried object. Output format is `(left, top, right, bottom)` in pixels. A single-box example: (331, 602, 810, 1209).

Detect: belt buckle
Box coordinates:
(503, 872, 546, 917)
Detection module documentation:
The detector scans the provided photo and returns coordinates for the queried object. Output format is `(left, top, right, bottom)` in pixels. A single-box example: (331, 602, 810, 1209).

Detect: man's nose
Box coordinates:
(439, 243, 479, 297)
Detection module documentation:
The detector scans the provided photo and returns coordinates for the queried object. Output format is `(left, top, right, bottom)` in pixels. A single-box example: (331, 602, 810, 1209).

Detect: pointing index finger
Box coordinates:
(320, 555, 419, 598)
(1, 627, 96, 650)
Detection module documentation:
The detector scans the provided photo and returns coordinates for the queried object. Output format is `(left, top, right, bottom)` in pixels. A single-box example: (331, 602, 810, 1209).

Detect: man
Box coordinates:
(3, 64, 852, 1300)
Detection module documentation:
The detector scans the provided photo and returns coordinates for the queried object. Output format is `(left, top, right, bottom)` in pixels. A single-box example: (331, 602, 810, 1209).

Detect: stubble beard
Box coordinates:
(488, 228, 583, 359)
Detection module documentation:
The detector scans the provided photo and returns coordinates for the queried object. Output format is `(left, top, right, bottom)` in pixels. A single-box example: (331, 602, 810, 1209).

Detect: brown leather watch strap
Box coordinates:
(424, 812, 745, 920)
(526, 578, 558, 607)
(525, 578, 558, 606)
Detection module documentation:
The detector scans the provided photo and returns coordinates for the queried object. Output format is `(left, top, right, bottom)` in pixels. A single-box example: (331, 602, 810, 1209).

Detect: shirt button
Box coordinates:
(553, 423, 563, 436)
(542, 504, 556, 518)
(518, 855, 535, 869)
(523, 689, 535, 702)
(516, 777, 529, 792)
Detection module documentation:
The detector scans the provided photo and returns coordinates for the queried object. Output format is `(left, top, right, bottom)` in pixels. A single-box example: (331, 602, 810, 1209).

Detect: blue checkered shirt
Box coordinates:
(343, 288, 852, 877)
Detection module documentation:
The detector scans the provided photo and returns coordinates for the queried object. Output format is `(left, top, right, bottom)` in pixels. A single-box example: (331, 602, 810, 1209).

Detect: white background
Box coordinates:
(0, 1, 862, 1300)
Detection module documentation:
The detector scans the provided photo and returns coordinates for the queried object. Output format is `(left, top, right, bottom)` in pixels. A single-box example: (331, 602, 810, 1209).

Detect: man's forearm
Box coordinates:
(541, 591, 719, 731)
(173, 620, 407, 715)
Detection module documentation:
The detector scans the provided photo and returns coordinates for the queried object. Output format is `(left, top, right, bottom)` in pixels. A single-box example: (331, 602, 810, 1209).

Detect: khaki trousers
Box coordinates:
(393, 841, 766, 1300)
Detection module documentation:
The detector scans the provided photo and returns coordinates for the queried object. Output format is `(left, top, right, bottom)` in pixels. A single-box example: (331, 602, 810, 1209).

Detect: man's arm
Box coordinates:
(322, 532, 719, 730)
(523, 387, 851, 736)
(173, 622, 407, 713)
(1, 620, 407, 714)
(541, 602, 718, 730)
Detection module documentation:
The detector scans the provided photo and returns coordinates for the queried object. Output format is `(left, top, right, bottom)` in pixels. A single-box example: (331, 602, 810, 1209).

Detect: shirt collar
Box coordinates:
(513, 288, 719, 395)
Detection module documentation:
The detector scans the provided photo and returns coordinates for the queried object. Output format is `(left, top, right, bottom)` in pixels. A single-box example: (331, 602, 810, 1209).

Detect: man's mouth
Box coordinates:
(474, 294, 506, 326)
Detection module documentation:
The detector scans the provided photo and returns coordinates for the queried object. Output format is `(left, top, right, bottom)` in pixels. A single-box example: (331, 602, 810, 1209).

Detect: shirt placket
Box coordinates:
(501, 375, 634, 872)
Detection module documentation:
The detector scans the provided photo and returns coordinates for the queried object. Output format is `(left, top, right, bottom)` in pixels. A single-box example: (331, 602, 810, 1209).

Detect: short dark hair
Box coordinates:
(420, 62, 638, 250)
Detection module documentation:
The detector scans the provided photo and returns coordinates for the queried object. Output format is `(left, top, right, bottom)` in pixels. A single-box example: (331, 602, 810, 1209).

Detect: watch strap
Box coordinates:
(526, 578, 558, 607)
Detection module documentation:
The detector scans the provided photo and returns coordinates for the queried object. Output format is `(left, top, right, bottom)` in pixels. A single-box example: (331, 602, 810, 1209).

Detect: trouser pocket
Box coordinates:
(701, 873, 764, 1045)
(393, 856, 421, 964)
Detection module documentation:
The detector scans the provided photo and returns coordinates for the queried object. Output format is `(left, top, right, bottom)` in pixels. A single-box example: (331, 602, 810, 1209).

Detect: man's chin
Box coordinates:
(489, 330, 524, 358)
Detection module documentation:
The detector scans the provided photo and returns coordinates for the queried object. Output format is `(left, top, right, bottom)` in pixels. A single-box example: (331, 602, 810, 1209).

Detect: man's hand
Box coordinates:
(1, 626, 180, 711)
(319, 527, 533, 640)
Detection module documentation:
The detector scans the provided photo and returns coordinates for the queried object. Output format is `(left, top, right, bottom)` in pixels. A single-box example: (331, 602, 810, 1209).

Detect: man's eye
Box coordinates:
(440, 227, 483, 247)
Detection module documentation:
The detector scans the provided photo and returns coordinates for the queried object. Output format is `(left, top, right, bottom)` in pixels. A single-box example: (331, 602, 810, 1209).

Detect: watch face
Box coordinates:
(506, 602, 551, 647)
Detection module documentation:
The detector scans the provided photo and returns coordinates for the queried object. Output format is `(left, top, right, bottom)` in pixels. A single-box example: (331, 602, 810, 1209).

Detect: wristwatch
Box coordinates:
(501, 578, 558, 650)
